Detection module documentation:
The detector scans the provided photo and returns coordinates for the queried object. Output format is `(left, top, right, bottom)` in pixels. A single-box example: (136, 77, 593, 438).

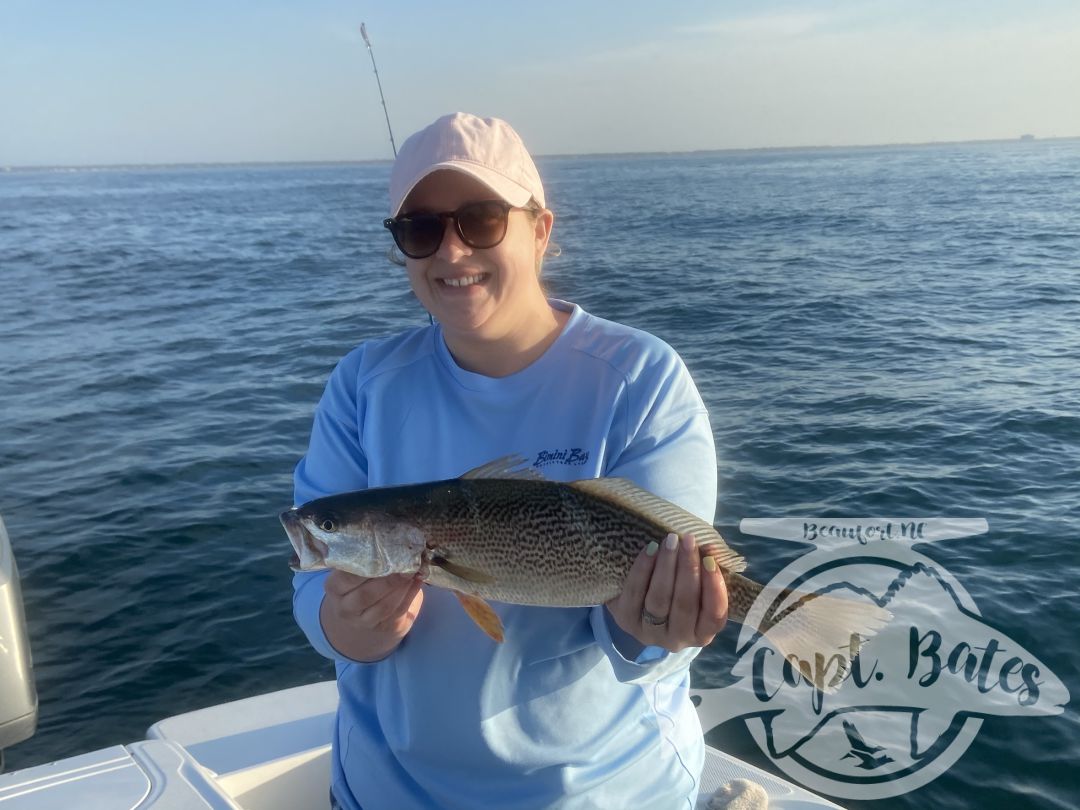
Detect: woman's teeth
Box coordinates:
(443, 274, 485, 288)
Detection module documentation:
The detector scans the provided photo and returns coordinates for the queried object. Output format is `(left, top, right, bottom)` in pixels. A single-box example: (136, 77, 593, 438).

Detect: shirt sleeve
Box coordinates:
(291, 351, 371, 665)
(590, 348, 718, 682)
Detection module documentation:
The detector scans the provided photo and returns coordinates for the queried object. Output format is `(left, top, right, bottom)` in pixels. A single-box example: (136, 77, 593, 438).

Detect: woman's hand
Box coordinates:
(320, 570, 424, 663)
(605, 532, 728, 653)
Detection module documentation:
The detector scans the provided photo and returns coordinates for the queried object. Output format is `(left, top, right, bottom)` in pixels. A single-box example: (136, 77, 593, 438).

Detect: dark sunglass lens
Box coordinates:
(395, 214, 444, 258)
(457, 202, 508, 248)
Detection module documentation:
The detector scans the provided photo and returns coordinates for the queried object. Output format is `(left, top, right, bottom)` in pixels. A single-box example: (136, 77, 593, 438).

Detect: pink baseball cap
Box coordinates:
(388, 112, 546, 216)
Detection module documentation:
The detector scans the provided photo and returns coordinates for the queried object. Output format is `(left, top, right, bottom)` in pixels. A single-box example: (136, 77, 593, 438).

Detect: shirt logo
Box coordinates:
(533, 448, 590, 468)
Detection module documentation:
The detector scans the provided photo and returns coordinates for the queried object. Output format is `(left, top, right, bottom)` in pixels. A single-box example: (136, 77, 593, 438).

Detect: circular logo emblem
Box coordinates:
(692, 524, 1070, 802)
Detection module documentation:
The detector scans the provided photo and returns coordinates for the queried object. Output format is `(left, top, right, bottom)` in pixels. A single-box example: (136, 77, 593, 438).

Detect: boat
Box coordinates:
(0, 515, 842, 809)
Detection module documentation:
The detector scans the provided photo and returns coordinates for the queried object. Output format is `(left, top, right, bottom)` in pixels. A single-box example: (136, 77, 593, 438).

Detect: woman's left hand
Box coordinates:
(605, 532, 728, 653)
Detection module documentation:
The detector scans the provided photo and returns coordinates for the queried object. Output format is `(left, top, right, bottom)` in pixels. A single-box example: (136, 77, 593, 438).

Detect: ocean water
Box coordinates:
(1, 140, 1078, 808)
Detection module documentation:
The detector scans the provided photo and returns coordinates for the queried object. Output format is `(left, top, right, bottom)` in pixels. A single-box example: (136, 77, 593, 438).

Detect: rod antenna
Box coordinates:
(360, 23, 397, 158)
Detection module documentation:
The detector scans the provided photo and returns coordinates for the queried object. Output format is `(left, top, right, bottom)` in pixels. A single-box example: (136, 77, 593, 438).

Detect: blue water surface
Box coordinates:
(1, 140, 1078, 809)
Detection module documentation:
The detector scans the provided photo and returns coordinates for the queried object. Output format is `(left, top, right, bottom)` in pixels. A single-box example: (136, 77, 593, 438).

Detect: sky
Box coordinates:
(1, 0, 1079, 167)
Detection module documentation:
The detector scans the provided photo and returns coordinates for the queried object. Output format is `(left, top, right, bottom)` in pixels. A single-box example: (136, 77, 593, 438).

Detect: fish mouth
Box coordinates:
(280, 508, 330, 571)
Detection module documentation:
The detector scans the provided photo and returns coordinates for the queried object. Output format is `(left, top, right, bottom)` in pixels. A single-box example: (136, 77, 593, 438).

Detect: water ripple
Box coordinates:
(2, 146, 1079, 808)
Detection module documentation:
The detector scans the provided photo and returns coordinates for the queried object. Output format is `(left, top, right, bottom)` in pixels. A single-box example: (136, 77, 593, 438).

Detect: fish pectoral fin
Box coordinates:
(454, 591, 505, 643)
(431, 555, 497, 584)
(460, 454, 545, 481)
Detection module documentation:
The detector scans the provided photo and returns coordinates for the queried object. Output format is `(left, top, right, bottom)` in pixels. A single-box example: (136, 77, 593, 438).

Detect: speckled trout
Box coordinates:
(282, 456, 889, 684)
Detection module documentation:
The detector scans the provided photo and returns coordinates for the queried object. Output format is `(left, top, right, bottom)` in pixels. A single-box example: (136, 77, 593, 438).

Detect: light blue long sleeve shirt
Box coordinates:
(292, 300, 718, 809)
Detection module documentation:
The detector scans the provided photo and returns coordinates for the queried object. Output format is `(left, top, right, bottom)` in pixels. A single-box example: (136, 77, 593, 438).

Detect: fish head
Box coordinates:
(281, 495, 427, 577)
(282, 507, 331, 571)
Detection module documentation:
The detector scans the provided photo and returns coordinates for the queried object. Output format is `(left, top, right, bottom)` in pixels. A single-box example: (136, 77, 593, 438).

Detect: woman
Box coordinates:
(292, 112, 728, 809)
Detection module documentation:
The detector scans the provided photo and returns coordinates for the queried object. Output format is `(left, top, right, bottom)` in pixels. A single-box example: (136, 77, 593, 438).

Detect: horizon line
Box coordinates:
(5, 134, 1078, 173)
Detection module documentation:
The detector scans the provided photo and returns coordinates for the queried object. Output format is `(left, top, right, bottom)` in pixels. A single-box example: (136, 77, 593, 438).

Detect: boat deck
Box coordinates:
(0, 681, 843, 809)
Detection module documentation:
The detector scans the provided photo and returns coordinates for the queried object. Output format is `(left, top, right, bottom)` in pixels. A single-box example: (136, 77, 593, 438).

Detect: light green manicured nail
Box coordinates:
(664, 533, 679, 551)
(646, 541, 660, 557)
(703, 555, 718, 573)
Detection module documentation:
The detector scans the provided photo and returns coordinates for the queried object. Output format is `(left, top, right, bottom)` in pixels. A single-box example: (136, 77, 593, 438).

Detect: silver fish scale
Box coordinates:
(417, 479, 675, 606)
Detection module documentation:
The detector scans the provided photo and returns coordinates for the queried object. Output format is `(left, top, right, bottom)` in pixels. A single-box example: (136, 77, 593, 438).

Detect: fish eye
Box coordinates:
(320, 519, 336, 532)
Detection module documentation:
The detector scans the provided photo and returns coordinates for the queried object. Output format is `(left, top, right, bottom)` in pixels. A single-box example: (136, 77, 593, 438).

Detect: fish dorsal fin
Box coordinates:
(568, 477, 747, 573)
(461, 454, 545, 481)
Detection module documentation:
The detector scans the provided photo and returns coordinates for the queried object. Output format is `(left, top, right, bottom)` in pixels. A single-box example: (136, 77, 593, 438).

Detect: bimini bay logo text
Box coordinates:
(691, 518, 1070, 801)
(532, 448, 590, 468)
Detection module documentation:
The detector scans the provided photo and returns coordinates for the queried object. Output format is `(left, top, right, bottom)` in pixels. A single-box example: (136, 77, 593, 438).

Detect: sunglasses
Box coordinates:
(383, 200, 526, 259)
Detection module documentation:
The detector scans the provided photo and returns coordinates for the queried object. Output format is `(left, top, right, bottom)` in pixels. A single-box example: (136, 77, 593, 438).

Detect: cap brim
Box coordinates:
(392, 162, 534, 216)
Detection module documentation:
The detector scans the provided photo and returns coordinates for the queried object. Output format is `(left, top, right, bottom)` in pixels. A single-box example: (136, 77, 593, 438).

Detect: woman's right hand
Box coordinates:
(319, 570, 424, 662)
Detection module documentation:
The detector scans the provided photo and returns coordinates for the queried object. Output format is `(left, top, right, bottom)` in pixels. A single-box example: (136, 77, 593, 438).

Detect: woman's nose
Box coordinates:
(435, 218, 472, 261)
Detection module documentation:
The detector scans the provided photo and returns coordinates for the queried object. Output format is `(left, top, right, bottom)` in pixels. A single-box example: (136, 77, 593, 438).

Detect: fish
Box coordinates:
(282, 456, 890, 688)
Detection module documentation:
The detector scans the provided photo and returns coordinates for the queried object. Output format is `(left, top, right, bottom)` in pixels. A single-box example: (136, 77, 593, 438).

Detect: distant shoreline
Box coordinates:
(5, 134, 1078, 172)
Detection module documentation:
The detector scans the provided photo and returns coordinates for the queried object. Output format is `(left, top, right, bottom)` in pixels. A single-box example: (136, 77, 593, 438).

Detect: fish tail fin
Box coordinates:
(734, 574, 892, 693)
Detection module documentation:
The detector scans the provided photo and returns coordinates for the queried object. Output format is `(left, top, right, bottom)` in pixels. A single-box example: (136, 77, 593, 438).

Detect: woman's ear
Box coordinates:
(533, 208, 554, 254)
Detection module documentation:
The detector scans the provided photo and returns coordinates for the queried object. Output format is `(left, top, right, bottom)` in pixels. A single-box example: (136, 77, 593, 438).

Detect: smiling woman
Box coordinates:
(381, 117, 560, 378)
(290, 112, 725, 810)
(391, 169, 560, 376)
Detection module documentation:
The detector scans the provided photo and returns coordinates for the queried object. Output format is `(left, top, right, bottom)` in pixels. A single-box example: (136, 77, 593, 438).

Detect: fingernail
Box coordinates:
(703, 555, 718, 573)
(646, 541, 660, 557)
(664, 533, 679, 551)
(681, 533, 695, 551)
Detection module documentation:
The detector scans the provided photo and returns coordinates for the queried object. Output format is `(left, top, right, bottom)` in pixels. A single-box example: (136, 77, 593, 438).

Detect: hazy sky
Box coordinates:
(2, 0, 1078, 166)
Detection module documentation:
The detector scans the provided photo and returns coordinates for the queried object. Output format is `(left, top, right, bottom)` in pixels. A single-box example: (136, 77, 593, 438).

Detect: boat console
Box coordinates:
(0, 516, 37, 773)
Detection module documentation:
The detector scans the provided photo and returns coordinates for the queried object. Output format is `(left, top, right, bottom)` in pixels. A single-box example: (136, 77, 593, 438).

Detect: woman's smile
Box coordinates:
(439, 273, 489, 289)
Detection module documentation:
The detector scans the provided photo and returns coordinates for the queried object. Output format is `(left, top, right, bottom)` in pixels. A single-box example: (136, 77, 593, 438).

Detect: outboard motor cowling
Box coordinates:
(0, 515, 37, 769)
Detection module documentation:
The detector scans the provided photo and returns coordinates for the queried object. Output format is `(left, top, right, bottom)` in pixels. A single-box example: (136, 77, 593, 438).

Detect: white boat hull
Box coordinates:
(0, 680, 841, 808)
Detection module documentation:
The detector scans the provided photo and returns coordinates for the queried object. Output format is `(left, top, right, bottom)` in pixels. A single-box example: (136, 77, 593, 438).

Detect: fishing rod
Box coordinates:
(361, 23, 429, 320)
(360, 23, 397, 158)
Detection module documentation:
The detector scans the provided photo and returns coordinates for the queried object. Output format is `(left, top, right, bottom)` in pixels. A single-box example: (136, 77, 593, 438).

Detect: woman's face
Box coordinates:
(400, 170, 553, 343)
